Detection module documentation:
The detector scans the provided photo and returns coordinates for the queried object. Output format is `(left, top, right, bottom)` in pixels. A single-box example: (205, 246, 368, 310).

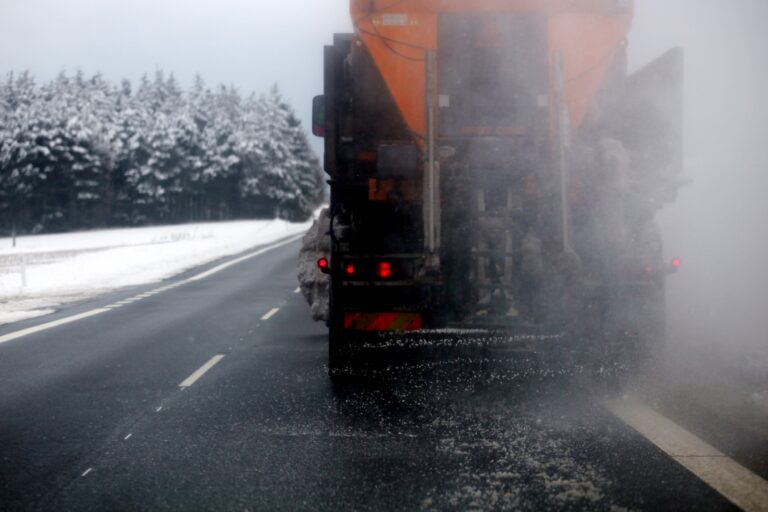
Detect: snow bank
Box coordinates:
(297, 208, 330, 322)
(0, 218, 312, 326)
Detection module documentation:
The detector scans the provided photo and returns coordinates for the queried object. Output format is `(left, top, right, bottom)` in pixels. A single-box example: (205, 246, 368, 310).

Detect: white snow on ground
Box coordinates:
(0, 218, 312, 326)
(0, 307, 57, 325)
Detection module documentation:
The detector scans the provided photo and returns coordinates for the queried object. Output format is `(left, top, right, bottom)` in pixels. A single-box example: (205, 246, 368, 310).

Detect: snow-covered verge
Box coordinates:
(0, 219, 312, 326)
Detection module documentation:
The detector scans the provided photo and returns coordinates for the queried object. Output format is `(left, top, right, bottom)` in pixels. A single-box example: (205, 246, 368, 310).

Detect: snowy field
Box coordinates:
(0, 218, 312, 326)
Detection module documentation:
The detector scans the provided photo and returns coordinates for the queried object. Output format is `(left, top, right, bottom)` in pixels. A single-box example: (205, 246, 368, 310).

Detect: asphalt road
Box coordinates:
(0, 240, 748, 511)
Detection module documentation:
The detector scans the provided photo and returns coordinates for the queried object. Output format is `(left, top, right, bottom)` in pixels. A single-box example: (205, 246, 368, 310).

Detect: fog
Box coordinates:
(631, 1, 768, 355)
(1, 0, 765, 355)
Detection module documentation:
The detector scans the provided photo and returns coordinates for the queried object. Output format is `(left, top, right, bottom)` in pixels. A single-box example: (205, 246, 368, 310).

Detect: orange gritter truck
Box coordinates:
(310, 0, 684, 376)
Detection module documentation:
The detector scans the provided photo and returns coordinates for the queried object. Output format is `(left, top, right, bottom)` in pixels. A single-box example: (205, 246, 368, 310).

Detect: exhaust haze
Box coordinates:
(631, 1, 768, 355)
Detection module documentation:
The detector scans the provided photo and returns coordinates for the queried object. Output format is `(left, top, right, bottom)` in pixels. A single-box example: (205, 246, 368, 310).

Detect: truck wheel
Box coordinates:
(328, 325, 359, 383)
(605, 283, 666, 386)
(633, 282, 666, 373)
(328, 326, 346, 376)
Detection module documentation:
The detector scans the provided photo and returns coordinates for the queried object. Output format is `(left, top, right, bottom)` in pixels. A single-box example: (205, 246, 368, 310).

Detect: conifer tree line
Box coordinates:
(0, 70, 325, 235)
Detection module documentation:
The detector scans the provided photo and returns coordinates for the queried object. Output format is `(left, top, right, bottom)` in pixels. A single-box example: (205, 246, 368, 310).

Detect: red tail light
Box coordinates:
(345, 263, 356, 277)
(378, 261, 392, 279)
(317, 258, 329, 273)
(671, 258, 682, 269)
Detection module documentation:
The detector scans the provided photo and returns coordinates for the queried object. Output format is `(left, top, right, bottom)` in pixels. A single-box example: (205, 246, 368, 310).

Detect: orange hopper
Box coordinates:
(350, 0, 634, 138)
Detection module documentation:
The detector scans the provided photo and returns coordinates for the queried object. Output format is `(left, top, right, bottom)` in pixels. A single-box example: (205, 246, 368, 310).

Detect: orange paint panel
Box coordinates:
(368, 178, 390, 201)
(549, 12, 631, 127)
(350, 0, 634, 139)
(352, 0, 631, 15)
(369, 179, 420, 202)
(354, 11, 436, 138)
(358, 151, 378, 161)
(525, 175, 539, 195)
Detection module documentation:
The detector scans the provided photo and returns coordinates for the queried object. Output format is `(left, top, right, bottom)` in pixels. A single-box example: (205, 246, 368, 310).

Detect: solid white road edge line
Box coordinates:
(261, 308, 280, 321)
(0, 309, 111, 345)
(186, 234, 304, 282)
(179, 355, 225, 388)
(606, 395, 768, 512)
(0, 234, 305, 345)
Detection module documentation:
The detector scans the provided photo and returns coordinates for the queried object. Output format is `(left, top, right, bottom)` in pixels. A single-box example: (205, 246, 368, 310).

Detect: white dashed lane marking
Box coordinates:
(607, 396, 768, 512)
(261, 308, 280, 321)
(178, 355, 226, 389)
(81, 468, 92, 477)
(294, 287, 301, 294)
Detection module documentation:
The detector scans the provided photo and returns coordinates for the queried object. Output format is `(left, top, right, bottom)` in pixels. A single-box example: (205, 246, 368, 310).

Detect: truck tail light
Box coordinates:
(345, 263, 356, 277)
(378, 261, 392, 279)
(317, 258, 329, 274)
(671, 258, 681, 270)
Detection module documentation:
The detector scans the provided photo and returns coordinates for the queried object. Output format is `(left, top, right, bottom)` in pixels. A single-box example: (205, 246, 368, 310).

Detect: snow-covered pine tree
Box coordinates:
(0, 72, 44, 232)
(125, 70, 186, 222)
(201, 83, 245, 220)
(244, 85, 300, 219)
(0, 71, 66, 232)
(1, 71, 323, 233)
(174, 75, 212, 221)
(235, 92, 261, 202)
(248, 85, 323, 221)
(0, 74, 13, 232)
(0, 71, 118, 232)
(282, 97, 324, 221)
(112, 76, 155, 225)
(67, 72, 116, 228)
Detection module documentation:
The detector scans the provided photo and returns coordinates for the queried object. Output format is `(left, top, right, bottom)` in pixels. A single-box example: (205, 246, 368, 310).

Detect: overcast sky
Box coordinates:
(0, 0, 712, 137)
(0, 0, 351, 150)
(1, 1, 767, 350)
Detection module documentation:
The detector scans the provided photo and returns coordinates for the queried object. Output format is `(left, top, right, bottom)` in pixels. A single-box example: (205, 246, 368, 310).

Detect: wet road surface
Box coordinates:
(0, 240, 746, 510)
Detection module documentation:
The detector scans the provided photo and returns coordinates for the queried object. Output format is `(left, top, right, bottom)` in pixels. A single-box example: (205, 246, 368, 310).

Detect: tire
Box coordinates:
(328, 324, 348, 377)
(603, 280, 666, 388)
(633, 280, 666, 373)
(327, 273, 347, 379)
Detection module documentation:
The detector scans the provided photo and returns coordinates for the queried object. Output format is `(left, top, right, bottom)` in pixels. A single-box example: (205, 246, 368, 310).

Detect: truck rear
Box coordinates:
(311, 0, 683, 376)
